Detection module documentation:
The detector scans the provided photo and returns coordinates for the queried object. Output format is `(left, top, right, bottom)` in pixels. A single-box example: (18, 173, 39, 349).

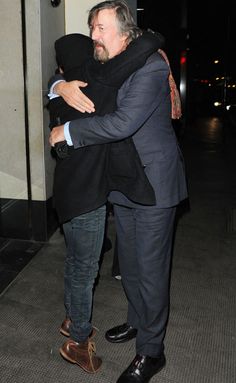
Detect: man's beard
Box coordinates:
(93, 41, 109, 63)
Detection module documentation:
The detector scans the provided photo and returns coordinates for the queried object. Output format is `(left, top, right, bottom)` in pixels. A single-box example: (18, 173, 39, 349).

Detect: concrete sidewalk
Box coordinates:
(0, 116, 235, 383)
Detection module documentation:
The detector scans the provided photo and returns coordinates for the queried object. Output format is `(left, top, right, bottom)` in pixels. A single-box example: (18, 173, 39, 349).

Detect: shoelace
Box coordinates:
(88, 341, 97, 372)
(134, 355, 144, 367)
(88, 340, 96, 355)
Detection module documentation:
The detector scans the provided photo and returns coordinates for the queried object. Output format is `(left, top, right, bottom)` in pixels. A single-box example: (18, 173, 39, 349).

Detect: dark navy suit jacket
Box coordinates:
(69, 52, 188, 208)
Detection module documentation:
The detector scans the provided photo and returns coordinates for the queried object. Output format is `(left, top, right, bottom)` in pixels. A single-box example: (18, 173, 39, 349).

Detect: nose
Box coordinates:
(91, 27, 100, 41)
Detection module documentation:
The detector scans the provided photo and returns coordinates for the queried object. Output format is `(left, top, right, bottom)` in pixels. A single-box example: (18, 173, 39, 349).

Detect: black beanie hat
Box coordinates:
(55, 33, 94, 72)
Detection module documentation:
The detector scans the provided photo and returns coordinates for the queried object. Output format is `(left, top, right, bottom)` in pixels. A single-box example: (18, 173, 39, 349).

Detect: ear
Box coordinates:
(121, 32, 130, 47)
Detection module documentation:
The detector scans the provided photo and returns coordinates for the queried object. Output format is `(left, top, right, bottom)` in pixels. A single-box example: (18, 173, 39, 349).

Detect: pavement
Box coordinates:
(0, 115, 236, 383)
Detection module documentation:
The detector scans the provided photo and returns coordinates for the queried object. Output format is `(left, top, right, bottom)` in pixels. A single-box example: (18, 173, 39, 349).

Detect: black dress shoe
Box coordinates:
(105, 323, 137, 343)
(116, 353, 166, 383)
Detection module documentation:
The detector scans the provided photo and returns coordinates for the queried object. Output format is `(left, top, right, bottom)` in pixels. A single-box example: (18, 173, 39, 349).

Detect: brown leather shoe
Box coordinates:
(60, 339, 102, 373)
(60, 318, 71, 337)
(60, 318, 97, 338)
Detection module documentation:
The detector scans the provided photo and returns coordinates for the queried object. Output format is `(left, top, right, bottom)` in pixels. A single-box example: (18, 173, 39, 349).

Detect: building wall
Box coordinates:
(0, 1, 27, 201)
(0, 0, 65, 240)
(65, 0, 97, 35)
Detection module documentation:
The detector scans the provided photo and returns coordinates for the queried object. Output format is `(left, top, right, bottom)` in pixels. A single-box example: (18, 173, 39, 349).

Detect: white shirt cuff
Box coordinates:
(48, 79, 66, 99)
(64, 122, 73, 146)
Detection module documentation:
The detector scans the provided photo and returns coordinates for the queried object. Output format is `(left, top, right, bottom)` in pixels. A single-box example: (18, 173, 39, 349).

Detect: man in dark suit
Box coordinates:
(48, 30, 161, 375)
(49, 1, 188, 382)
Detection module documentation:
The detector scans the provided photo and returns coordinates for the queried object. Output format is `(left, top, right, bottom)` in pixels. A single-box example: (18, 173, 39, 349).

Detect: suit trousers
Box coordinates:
(113, 204, 176, 357)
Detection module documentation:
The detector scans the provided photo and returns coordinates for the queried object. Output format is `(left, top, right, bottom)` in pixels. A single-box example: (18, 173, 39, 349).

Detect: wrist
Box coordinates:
(54, 80, 66, 96)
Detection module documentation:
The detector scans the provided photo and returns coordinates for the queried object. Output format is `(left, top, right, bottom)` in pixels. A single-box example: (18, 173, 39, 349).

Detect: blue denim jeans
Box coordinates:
(62, 205, 106, 343)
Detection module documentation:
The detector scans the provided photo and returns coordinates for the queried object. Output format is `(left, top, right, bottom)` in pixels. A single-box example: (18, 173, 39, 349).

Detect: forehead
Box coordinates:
(91, 8, 117, 28)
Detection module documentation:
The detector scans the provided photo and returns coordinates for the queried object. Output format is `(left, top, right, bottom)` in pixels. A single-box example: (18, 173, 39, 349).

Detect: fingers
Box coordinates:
(49, 125, 65, 147)
(57, 81, 95, 113)
(76, 81, 88, 88)
(49, 134, 55, 147)
(71, 97, 95, 113)
(73, 83, 95, 113)
(68, 92, 94, 113)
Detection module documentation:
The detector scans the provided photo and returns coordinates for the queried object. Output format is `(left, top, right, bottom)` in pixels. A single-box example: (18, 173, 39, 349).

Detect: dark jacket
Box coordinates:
(69, 52, 188, 209)
(48, 32, 162, 223)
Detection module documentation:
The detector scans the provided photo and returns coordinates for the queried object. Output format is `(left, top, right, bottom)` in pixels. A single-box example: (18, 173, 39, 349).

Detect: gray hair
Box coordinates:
(88, 0, 142, 43)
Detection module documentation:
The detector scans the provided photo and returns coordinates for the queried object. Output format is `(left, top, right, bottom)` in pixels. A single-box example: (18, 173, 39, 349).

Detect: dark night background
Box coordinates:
(137, 0, 236, 123)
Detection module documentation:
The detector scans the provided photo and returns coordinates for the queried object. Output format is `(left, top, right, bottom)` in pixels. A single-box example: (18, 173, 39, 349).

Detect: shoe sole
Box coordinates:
(59, 347, 102, 374)
(60, 328, 70, 337)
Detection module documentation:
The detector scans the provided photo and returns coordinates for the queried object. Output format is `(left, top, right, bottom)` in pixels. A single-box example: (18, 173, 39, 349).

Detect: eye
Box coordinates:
(89, 25, 95, 34)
